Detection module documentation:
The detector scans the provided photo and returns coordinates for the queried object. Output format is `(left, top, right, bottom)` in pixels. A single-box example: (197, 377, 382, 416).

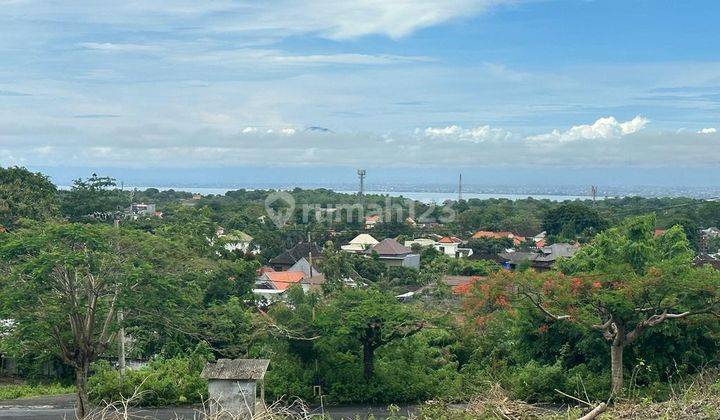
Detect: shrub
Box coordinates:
(510, 361, 567, 403)
(88, 353, 209, 407)
(0, 382, 74, 400)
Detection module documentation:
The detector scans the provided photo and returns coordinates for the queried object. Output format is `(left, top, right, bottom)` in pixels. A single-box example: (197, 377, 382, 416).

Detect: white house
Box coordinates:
(404, 238, 437, 249)
(434, 236, 473, 258)
(215, 227, 260, 255)
(405, 236, 473, 258)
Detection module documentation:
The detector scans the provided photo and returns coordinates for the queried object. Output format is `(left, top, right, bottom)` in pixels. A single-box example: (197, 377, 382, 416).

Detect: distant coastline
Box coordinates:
(56, 182, 720, 201)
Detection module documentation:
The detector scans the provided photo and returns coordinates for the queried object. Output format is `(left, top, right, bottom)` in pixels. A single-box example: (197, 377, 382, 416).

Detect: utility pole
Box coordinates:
(357, 169, 366, 196)
(114, 212, 127, 378)
(458, 173, 463, 201)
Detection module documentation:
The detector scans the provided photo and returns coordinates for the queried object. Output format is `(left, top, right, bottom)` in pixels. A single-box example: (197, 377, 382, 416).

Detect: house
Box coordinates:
(472, 230, 525, 246)
(366, 238, 420, 268)
(341, 234, 379, 253)
(288, 257, 322, 278)
(364, 214, 381, 229)
(215, 227, 259, 255)
(693, 254, 720, 270)
(654, 229, 666, 238)
(125, 203, 162, 220)
(253, 271, 306, 301)
(701, 227, 720, 238)
(268, 242, 323, 271)
(405, 237, 473, 258)
(700, 227, 720, 253)
(435, 236, 473, 258)
(300, 273, 327, 293)
(498, 243, 579, 271)
(404, 238, 437, 249)
(532, 231, 547, 248)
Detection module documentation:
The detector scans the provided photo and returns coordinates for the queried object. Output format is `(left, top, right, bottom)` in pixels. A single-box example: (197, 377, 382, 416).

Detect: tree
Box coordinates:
(0, 222, 185, 417)
(466, 216, 720, 397)
(466, 237, 513, 260)
(317, 242, 357, 293)
(60, 174, 130, 220)
(0, 166, 59, 228)
(316, 288, 424, 380)
(542, 202, 606, 240)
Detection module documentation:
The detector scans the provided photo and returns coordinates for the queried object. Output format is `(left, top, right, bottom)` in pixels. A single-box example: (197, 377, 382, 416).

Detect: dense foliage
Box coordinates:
(2, 167, 720, 414)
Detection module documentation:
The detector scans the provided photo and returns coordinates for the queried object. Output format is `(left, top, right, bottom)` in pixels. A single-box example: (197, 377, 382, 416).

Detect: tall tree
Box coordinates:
(542, 202, 607, 240)
(317, 288, 424, 380)
(0, 222, 187, 417)
(466, 216, 720, 396)
(60, 174, 130, 220)
(0, 166, 59, 228)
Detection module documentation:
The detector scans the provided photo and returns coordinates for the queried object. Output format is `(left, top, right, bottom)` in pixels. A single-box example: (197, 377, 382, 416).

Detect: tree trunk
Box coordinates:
(75, 362, 91, 419)
(610, 343, 624, 395)
(363, 344, 375, 380)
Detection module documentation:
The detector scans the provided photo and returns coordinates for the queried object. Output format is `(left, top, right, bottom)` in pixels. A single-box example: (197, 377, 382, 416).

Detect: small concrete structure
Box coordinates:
(201, 358, 269, 418)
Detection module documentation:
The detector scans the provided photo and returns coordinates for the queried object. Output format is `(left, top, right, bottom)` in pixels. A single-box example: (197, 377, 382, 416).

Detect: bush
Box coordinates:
(0, 382, 74, 400)
(88, 353, 209, 407)
(510, 361, 567, 403)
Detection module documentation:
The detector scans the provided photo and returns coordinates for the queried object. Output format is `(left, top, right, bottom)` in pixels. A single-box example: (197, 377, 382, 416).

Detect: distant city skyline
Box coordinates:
(1, 1, 720, 172)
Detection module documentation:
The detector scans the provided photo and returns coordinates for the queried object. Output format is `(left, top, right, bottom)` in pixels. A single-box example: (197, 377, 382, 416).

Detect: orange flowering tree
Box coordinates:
(464, 215, 720, 396)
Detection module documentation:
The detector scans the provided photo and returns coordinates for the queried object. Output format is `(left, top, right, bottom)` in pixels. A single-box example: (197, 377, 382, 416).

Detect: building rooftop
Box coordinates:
(269, 242, 322, 266)
(201, 358, 270, 381)
(349, 233, 379, 245)
(368, 238, 412, 256)
(262, 271, 305, 291)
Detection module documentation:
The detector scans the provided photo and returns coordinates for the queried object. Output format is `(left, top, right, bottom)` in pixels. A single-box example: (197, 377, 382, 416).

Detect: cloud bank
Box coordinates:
(527, 116, 649, 143)
(1, 115, 717, 169)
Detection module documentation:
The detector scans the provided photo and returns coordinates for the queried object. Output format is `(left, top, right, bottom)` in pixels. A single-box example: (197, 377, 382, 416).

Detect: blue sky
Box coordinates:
(1, 0, 720, 181)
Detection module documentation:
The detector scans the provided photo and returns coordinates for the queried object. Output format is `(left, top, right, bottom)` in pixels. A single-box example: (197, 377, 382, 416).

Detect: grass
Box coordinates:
(0, 382, 74, 400)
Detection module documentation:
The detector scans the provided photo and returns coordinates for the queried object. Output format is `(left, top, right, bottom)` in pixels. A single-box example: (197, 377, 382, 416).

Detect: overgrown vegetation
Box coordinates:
(0, 382, 74, 400)
(1, 166, 720, 418)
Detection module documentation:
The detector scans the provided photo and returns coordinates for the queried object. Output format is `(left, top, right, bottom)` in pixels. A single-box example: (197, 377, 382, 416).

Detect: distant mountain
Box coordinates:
(305, 126, 334, 133)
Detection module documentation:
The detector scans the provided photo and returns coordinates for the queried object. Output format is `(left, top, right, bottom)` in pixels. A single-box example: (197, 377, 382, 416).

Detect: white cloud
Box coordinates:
(179, 49, 431, 66)
(4, 1, 518, 40)
(527, 116, 649, 142)
(698, 127, 717, 134)
(423, 125, 511, 142)
(78, 42, 160, 52)
(241, 127, 258, 134)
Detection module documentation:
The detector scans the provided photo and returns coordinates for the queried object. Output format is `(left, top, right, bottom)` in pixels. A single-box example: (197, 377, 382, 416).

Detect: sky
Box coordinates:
(1, 0, 720, 187)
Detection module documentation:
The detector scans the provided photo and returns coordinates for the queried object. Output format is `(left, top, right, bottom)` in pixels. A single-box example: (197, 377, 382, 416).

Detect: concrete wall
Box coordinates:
(208, 379, 257, 417)
(402, 254, 421, 269)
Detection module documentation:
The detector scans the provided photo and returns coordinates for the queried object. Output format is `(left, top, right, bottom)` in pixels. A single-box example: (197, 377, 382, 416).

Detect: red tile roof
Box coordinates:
(654, 229, 666, 238)
(472, 231, 525, 245)
(438, 236, 462, 243)
(263, 271, 305, 291)
(256, 266, 275, 276)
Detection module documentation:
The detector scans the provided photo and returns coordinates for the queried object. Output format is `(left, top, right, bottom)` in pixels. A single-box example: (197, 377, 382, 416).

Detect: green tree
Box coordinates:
(542, 202, 606, 240)
(467, 216, 720, 397)
(60, 174, 130, 220)
(318, 242, 356, 293)
(466, 237, 513, 259)
(0, 166, 59, 228)
(316, 288, 424, 380)
(0, 222, 187, 417)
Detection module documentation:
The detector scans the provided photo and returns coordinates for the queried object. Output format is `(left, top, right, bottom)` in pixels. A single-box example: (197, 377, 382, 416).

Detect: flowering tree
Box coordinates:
(465, 216, 720, 396)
